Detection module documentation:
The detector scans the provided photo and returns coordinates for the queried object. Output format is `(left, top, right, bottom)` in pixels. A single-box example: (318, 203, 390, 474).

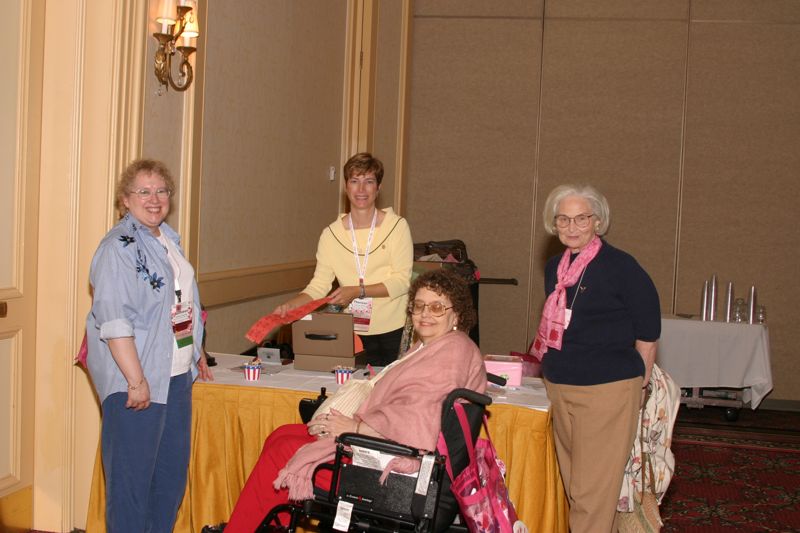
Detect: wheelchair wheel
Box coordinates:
(257, 503, 299, 533)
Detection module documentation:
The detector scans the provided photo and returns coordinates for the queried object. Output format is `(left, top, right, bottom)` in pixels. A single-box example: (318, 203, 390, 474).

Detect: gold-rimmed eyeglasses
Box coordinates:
(554, 213, 595, 229)
(129, 188, 172, 200)
(408, 301, 453, 317)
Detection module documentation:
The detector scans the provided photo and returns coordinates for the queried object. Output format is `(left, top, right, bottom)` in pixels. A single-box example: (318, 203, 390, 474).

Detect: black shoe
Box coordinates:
(201, 523, 226, 533)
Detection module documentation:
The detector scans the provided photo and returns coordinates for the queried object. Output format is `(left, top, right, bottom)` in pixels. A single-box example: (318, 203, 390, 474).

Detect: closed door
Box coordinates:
(0, 0, 41, 508)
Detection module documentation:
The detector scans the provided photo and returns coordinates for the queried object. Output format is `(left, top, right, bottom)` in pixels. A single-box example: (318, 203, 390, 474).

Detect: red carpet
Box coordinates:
(661, 408, 800, 532)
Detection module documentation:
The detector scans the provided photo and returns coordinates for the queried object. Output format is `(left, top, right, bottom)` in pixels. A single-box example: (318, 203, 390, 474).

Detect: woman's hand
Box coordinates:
(328, 286, 360, 307)
(126, 378, 151, 411)
(272, 302, 297, 318)
(198, 352, 214, 381)
(273, 293, 313, 318)
(307, 408, 358, 440)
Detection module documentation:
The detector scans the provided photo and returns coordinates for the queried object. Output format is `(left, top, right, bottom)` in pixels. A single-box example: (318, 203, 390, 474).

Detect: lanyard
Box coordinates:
(159, 233, 183, 303)
(348, 208, 378, 285)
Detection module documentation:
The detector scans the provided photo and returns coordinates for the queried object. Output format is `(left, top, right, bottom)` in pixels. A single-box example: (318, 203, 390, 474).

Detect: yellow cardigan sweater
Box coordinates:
(302, 207, 413, 335)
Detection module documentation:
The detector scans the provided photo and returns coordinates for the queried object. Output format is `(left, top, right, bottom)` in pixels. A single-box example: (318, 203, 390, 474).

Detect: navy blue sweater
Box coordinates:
(541, 241, 661, 386)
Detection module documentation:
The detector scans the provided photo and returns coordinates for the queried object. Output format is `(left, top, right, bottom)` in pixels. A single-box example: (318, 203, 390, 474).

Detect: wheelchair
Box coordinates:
(257, 386, 494, 533)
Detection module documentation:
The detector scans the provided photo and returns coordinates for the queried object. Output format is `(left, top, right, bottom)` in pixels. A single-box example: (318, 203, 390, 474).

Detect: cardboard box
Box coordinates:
(294, 352, 368, 372)
(484, 355, 523, 387)
(292, 312, 366, 371)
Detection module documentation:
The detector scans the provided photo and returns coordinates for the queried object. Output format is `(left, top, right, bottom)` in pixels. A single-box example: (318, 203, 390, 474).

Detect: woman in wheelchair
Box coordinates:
(219, 269, 486, 532)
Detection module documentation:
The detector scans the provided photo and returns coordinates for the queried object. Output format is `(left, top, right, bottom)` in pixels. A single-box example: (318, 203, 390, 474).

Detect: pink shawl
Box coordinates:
(529, 236, 602, 361)
(274, 331, 486, 500)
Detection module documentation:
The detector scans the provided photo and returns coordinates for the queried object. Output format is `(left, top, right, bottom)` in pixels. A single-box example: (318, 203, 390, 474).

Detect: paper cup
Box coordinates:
(335, 368, 354, 385)
(244, 364, 261, 381)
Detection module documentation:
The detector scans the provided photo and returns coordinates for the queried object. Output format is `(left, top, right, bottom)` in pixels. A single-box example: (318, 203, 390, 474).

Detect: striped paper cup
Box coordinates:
(244, 364, 261, 381)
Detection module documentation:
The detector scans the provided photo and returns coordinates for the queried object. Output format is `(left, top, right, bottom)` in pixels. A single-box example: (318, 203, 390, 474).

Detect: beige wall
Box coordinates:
(404, 0, 800, 402)
(195, 0, 351, 353)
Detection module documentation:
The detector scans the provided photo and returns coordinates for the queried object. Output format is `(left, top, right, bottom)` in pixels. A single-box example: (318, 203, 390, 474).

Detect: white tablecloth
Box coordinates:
(657, 316, 773, 408)
(208, 352, 550, 412)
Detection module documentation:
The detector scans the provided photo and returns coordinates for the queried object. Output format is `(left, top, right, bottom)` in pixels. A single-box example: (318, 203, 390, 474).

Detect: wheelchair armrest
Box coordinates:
(310, 462, 335, 487)
(443, 388, 493, 411)
(337, 432, 420, 457)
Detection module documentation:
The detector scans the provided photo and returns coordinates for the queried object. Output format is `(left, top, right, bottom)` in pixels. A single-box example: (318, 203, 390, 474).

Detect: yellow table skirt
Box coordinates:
(86, 383, 567, 532)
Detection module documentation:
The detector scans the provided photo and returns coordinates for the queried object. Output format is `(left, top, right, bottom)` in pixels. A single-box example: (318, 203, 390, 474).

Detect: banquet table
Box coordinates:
(85, 353, 568, 533)
(657, 316, 773, 408)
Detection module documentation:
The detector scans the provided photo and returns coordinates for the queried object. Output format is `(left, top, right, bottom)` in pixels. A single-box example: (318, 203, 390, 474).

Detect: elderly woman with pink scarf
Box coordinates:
(213, 269, 486, 533)
(530, 184, 661, 532)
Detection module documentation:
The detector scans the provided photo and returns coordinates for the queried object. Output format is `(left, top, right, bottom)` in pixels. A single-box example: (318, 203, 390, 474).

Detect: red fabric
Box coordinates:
(244, 297, 331, 344)
(224, 424, 333, 533)
(75, 332, 88, 367)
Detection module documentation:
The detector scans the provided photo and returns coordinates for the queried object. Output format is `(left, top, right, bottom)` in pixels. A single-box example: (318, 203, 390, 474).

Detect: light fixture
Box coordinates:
(153, 0, 199, 93)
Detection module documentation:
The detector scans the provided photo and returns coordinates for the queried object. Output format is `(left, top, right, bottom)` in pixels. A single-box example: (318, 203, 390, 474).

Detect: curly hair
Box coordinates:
(115, 159, 175, 217)
(408, 269, 476, 333)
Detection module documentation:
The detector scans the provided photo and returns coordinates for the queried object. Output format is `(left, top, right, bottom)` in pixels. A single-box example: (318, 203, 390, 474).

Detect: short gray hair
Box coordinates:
(542, 184, 610, 235)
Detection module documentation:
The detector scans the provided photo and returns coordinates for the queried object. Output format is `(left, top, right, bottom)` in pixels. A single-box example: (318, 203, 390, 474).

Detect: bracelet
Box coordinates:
(128, 377, 145, 390)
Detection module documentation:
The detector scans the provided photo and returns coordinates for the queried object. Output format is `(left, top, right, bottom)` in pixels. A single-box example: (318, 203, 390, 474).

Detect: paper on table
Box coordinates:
(245, 297, 332, 344)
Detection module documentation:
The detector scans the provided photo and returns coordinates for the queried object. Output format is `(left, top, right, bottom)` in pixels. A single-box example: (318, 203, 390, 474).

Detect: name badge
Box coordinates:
(171, 302, 194, 348)
(348, 297, 373, 333)
(563, 308, 572, 330)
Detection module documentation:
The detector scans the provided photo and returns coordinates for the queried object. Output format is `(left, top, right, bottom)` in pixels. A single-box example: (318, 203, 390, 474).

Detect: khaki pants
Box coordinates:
(545, 378, 642, 533)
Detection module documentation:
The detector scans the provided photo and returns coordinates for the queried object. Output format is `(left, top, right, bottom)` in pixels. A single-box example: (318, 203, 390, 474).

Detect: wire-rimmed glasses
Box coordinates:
(554, 213, 595, 229)
(129, 187, 172, 200)
(408, 301, 453, 317)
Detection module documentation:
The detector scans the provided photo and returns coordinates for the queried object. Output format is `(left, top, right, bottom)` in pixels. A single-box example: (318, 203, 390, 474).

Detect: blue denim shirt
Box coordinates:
(86, 214, 203, 405)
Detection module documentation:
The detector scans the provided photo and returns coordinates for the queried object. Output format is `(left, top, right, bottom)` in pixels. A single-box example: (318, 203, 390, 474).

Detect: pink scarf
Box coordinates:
(529, 236, 602, 361)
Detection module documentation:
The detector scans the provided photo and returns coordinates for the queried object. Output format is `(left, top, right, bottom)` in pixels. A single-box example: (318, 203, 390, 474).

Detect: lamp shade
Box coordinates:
(183, 11, 200, 38)
(156, 0, 178, 24)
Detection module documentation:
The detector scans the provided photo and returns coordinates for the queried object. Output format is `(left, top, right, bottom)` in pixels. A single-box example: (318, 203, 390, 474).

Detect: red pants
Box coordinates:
(225, 424, 333, 533)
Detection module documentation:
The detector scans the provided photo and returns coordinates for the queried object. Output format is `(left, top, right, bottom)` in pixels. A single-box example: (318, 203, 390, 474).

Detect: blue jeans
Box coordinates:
(101, 372, 192, 533)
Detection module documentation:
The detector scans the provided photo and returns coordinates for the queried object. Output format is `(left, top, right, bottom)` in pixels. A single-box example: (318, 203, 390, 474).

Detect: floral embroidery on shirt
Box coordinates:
(135, 248, 165, 292)
(118, 235, 135, 247)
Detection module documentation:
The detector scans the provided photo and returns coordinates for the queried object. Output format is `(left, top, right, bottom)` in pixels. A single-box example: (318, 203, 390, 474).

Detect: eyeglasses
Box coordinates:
(554, 213, 595, 229)
(129, 187, 172, 200)
(409, 301, 453, 317)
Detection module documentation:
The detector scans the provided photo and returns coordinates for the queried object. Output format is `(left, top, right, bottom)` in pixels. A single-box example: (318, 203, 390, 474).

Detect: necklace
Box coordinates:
(568, 266, 587, 310)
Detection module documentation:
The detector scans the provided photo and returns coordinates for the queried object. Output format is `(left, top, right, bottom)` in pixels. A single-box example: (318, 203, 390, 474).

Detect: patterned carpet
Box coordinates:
(660, 406, 800, 532)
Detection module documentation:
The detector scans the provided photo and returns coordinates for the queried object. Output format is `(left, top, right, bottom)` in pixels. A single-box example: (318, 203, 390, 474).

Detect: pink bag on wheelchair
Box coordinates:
(439, 402, 518, 533)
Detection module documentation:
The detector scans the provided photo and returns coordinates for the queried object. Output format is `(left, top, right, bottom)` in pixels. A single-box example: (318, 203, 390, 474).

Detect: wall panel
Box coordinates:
(534, 19, 687, 320)
(415, 0, 541, 18)
(196, 1, 349, 352)
(546, 0, 688, 20)
(371, 0, 404, 209)
(199, 0, 347, 273)
(679, 17, 800, 399)
(405, 15, 542, 354)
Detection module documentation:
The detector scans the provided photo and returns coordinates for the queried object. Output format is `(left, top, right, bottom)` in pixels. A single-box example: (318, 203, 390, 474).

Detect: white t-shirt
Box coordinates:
(157, 233, 196, 376)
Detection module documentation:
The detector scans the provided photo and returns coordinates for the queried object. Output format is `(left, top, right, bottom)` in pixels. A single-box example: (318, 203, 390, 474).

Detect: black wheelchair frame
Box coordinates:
(256, 387, 493, 533)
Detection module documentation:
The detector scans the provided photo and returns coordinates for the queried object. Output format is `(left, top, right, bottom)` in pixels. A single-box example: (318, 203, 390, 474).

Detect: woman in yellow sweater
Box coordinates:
(274, 153, 413, 366)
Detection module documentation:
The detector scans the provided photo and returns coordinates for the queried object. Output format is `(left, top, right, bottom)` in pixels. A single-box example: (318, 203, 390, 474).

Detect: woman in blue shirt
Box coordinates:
(86, 159, 212, 532)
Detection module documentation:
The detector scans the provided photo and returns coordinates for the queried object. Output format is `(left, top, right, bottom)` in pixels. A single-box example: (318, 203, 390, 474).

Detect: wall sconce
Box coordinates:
(153, 0, 199, 93)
